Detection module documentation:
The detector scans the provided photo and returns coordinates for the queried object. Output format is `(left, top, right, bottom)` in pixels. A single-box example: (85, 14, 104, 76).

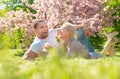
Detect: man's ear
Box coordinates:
(33, 28, 38, 34)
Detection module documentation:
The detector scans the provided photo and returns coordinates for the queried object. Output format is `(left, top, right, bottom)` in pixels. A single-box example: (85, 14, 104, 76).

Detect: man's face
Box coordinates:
(35, 22, 48, 39)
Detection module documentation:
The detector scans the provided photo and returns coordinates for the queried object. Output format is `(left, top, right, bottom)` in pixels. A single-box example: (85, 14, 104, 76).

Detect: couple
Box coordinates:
(23, 20, 103, 60)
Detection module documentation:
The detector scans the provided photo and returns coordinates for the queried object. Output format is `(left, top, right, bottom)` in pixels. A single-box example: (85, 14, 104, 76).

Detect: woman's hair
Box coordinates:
(61, 22, 76, 38)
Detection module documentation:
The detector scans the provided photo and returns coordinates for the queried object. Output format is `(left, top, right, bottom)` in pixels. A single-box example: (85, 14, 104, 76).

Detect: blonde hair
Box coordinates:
(61, 22, 76, 38)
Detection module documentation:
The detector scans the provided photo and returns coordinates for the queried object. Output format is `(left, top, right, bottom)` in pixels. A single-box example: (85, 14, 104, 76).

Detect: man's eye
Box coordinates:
(40, 26, 44, 28)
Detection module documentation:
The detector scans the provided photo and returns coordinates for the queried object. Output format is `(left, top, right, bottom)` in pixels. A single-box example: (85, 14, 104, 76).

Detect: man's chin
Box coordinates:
(43, 34, 48, 39)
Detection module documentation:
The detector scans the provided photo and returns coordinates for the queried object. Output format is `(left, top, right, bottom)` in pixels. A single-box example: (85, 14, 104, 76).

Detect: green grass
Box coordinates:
(0, 49, 120, 79)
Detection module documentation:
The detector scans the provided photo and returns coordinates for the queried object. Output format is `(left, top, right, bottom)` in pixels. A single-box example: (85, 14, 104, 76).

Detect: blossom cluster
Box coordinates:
(0, 0, 119, 41)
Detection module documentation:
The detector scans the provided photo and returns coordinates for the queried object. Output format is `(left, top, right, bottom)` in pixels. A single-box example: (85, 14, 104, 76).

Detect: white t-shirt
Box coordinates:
(26, 29, 58, 54)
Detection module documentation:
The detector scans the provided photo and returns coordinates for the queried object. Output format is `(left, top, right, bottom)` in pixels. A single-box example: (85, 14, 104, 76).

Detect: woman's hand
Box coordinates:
(44, 43, 53, 50)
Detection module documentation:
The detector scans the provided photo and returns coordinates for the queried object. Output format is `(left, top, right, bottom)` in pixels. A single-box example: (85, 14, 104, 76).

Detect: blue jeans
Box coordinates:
(77, 29, 103, 58)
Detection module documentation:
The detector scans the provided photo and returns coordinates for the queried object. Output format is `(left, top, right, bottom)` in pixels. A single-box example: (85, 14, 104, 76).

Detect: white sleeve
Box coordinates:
(49, 29, 57, 36)
(29, 42, 43, 54)
(48, 29, 59, 48)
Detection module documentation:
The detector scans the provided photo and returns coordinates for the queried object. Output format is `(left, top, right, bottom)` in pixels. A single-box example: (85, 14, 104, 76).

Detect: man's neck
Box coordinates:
(37, 36, 47, 40)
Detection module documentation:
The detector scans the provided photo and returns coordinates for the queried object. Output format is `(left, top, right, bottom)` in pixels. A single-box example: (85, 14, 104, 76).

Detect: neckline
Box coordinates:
(67, 38, 75, 47)
(36, 36, 48, 42)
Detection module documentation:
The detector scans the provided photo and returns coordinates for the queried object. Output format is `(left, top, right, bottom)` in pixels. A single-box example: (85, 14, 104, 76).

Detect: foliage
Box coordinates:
(0, 28, 33, 49)
(89, 34, 107, 52)
(0, 50, 120, 79)
(90, 0, 120, 51)
(0, 7, 7, 17)
(89, 0, 120, 50)
(109, 1, 120, 31)
(105, 0, 120, 35)
(2, 0, 35, 12)
(0, 0, 120, 50)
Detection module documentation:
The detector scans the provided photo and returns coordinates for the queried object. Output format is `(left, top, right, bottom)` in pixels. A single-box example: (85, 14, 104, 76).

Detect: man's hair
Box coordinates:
(33, 20, 46, 28)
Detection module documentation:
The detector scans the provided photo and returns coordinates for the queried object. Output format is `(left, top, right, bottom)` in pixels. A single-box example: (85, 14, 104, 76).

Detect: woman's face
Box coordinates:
(57, 28, 70, 39)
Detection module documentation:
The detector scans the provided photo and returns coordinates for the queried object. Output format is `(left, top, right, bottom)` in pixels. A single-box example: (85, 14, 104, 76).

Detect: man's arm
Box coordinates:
(23, 42, 43, 60)
(23, 50, 38, 60)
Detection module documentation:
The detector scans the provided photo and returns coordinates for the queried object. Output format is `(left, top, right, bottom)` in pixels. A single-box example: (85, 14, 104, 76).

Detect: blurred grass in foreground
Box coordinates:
(0, 49, 120, 79)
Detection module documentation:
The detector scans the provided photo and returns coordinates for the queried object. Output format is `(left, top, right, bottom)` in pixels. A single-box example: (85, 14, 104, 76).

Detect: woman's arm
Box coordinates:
(74, 25, 92, 37)
(74, 25, 83, 30)
(68, 41, 91, 59)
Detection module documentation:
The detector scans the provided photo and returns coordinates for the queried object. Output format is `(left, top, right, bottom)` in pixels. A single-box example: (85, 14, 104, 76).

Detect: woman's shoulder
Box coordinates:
(68, 38, 81, 47)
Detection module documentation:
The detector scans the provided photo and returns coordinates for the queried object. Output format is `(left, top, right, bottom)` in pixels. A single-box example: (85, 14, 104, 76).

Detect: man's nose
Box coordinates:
(44, 27, 47, 30)
(44, 27, 48, 31)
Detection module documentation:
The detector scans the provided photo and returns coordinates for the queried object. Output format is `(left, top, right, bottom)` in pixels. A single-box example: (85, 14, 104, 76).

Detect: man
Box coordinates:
(23, 20, 59, 60)
(23, 20, 99, 60)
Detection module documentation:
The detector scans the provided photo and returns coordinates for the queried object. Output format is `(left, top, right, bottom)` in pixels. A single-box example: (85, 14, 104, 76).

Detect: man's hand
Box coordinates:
(83, 27, 92, 37)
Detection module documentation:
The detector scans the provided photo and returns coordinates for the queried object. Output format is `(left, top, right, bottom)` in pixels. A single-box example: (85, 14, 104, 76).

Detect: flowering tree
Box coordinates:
(0, 0, 119, 48)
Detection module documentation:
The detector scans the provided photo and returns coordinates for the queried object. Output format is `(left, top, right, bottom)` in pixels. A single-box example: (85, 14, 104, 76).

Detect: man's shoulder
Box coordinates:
(30, 40, 43, 49)
(33, 37, 42, 43)
(29, 41, 43, 54)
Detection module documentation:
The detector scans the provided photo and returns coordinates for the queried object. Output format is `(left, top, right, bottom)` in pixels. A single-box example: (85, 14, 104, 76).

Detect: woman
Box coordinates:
(58, 22, 91, 59)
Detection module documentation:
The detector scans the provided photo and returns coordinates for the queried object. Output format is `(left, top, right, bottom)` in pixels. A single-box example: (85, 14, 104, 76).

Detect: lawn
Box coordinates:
(0, 49, 120, 79)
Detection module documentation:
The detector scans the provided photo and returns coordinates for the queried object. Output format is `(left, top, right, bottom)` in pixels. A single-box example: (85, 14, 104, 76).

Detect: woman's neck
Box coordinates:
(62, 36, 73, 46)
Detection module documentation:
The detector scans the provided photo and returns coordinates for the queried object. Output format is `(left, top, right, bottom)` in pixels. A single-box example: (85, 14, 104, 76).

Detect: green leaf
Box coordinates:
(27, 0, 34, 4)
